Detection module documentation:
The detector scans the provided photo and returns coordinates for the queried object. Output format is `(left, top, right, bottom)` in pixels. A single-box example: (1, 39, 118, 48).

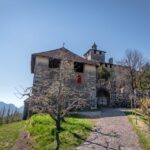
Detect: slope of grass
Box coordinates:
(26, 114, 93, 150)
(125, 111, 150, 150)
(0, 121, 24, 150)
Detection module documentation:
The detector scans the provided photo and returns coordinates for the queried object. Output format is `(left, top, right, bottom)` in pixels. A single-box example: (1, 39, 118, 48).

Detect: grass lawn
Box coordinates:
(0, 121, 24, 150)
(125, 111, 150, 150)
(26, 114, 93, 150)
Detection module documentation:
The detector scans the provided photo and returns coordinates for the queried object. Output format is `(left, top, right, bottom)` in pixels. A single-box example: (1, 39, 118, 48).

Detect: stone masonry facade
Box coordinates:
(23, 43, 131, 119)
(32, 59, 97, 108)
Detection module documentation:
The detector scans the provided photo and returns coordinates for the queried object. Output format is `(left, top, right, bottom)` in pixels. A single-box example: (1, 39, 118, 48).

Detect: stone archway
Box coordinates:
(97, 88, 110, 106)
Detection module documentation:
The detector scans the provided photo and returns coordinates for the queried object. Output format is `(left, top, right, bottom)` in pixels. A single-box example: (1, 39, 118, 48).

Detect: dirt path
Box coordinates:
(12, 130, 32, 150)
(77, 108, 143, 150)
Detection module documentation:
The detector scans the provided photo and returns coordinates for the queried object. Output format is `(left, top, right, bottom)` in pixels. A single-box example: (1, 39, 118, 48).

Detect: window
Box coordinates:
(74, 62, 84, 73)
(49, 58, 60, 68)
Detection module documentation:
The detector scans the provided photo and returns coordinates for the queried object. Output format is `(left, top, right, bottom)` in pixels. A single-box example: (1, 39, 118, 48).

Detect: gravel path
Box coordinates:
(77, 108, 143, 150)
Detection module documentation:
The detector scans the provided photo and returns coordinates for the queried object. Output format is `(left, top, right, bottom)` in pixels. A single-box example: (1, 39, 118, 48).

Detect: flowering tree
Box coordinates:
(29, 59, 87, 150)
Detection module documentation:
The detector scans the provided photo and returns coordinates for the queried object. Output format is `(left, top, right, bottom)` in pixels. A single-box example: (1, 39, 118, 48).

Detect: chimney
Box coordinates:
(109, 58, 113, 64)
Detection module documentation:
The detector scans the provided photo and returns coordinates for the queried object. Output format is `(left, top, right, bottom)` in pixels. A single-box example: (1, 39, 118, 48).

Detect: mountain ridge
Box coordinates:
(0, 101, 24, 113)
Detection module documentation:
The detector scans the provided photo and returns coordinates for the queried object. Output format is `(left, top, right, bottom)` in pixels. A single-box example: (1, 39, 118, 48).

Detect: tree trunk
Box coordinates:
(56, 118, 61, 150)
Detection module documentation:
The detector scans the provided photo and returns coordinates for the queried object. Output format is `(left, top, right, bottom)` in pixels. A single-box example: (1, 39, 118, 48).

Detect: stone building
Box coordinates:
(23, 43, 131, 119)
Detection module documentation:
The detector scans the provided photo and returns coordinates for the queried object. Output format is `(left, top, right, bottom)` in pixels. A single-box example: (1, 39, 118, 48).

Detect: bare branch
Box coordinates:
(14, 87, 32, 99)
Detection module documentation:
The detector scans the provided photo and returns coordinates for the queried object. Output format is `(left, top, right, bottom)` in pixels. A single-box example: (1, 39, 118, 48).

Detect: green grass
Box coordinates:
(26, 114, 93, 150)
(0, 121, 24, 150)
(125, 111, 150, 150)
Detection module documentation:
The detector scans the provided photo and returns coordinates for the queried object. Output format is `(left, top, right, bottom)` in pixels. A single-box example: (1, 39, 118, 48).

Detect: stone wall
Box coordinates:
(110, 65, 131, 107)
(96, 65, 131, 107)
(24, 55, 132, 118)
(84, 64, 97, 109)
(91, 51, 105, 63)
(31, 56, 97, 111)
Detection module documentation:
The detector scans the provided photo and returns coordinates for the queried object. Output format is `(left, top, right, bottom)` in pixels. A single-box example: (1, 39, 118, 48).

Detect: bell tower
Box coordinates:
(84, 43, 106, 63)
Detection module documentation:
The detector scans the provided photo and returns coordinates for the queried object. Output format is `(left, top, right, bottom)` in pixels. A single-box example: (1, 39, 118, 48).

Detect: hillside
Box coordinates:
(0, 121, 24, 150)
(24, 114, 93, 150)
(0, 114, 93, 150)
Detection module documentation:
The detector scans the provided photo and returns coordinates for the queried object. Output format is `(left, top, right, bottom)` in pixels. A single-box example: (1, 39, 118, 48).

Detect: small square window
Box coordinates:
(49, 59, 60, 68)
(74, 62, 84, 73)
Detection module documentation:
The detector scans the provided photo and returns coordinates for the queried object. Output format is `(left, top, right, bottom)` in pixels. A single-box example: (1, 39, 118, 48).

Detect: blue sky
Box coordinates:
(0, 0, 150, 107)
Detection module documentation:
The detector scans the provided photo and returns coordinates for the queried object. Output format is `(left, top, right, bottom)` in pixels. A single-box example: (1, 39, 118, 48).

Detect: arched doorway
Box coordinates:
(97, 88, 110, 106)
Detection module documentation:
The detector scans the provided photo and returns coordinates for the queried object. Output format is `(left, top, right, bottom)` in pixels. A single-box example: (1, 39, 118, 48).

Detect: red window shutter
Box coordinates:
(76, 75, 82, 84)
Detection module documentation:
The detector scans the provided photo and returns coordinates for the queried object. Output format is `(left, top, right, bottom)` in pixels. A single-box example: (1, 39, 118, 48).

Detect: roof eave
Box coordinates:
(84, 49, 106, 56)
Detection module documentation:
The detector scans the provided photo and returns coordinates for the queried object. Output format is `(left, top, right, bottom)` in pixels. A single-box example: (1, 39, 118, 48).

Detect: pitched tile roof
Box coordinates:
(31, 47, 96, 73)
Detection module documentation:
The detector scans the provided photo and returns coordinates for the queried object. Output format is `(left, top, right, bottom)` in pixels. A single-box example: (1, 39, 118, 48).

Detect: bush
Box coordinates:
(140, 98, 150, 115)
(97, 66, 111, 80)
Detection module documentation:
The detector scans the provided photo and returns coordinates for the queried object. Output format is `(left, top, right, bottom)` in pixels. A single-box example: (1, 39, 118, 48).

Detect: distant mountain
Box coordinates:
(18, 106, 24, 113)
(0, 101, 24, 114)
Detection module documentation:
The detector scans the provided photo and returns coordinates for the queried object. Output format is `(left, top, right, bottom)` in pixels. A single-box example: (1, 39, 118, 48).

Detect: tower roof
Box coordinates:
(92, 42, 97, 50)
